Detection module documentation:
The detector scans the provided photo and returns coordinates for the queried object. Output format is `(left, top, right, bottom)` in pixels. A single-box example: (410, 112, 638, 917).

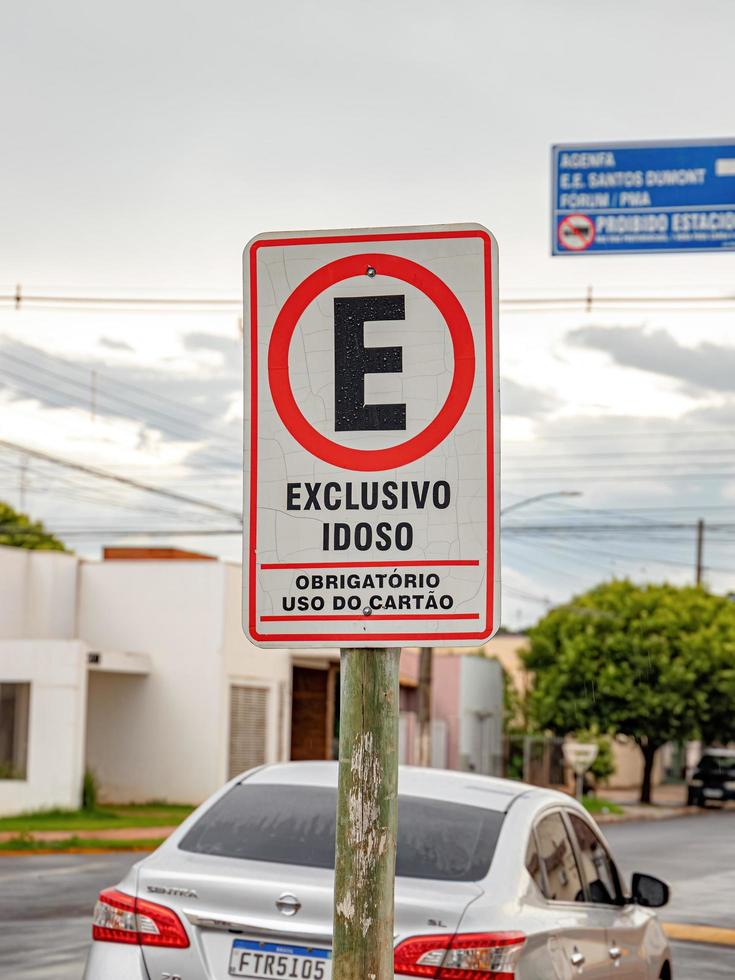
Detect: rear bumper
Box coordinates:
(83, 942, 149, 980)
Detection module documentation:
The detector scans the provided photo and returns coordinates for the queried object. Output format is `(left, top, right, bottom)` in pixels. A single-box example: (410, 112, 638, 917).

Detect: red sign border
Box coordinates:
(247, 228, 495, 644)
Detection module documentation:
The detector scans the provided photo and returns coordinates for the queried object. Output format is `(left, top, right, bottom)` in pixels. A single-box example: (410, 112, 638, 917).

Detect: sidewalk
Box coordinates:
(0, 825, 177, 844)
(604, 783, 688, 807)
(596, 782, 734, 824)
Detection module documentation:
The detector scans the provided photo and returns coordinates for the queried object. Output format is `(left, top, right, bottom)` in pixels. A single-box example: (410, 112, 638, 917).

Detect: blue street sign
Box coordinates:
(552, 139, 735, 255)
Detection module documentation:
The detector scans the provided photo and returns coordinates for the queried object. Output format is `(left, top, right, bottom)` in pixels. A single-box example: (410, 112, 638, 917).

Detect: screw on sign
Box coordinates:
(558, 213, 596, 251)
(242, 224, 499, 980)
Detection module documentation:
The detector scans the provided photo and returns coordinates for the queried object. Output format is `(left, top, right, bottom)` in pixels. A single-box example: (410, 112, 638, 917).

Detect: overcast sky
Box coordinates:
(1, 0, 735, 627)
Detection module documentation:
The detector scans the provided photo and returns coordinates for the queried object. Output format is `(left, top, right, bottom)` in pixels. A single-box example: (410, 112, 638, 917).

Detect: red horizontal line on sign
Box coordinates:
(260, 560, 481, 570)
(260, 613, 481, 622)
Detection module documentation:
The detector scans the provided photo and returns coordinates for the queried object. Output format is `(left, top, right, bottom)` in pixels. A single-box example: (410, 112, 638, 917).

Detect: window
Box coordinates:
(228, 685, 268, 780)
(0, 683, 30, 780)
(534, 811, 583, 902)
(179, 784, 504, 882)
(698, 755, 719, 773)
(568, 813, 621, 905)
(699, 753, 735, 776)
(525, 835, 545, 895)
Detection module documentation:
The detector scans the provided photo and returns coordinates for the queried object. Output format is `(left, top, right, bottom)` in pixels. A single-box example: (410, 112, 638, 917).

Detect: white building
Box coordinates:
(0, 545, 292, 815)
(0, 544, 505, 816)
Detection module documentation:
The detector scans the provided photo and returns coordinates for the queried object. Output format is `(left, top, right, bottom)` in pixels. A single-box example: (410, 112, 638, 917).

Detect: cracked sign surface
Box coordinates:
(243, 224, 499, 648)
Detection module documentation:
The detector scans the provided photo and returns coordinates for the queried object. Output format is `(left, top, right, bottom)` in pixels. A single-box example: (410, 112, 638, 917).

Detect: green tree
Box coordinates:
(0, 501, 67, 551)
(524, 580, 735, 803)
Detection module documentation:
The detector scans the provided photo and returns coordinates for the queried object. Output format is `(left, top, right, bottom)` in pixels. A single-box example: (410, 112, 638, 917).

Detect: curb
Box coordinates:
(0, 825, 178, 844)
(0, 837, 165, 861)
(663, 922, 735, 947)
(0, 844, 161, 857)
(595, 806, 705, 825)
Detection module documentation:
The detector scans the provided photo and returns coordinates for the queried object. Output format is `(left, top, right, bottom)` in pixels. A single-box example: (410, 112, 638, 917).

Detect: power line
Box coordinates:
(0, 352, 240, 466)
(501, 585, 552, 606)
(2, 285, 735, 314)
(0, 439, 242, 522)
(504, 471, 735, 484)
(503, 428, 735, 443)
(541, 536, 734, 576)
(504, 445, 735, 462)
(503, 521, 735, 534)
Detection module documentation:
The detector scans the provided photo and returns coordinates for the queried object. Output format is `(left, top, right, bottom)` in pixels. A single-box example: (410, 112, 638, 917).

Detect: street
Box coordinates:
(605, 811, 735, 978)
(0, 812, 732, 979)
(0, 851, 137, 980)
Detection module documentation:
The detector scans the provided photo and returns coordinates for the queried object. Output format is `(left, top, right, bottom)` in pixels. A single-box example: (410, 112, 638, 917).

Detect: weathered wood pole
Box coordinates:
(333, 647, 400, 980)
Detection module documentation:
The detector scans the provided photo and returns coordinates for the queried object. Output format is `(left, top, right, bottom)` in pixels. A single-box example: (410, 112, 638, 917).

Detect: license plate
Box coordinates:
(703, 788, 723, 798)
(229, 940, 331, 979)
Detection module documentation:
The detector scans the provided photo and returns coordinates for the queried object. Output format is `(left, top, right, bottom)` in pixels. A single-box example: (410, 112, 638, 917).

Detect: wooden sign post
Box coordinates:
(332, 649, 399, 980)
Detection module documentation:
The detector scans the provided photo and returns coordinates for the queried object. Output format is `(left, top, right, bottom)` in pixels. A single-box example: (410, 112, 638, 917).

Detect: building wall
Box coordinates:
(0, 545, 78, 640)
(430, 654, 462, 769)
(459, 655, 503, 775)
(80, 560, 227, 804)
(482, 634, 532, 710)
(0, 640, 87, 815)
(220, 563, 290, 768)
(607, 738, 664, 790)
(397, 650, 504, 772)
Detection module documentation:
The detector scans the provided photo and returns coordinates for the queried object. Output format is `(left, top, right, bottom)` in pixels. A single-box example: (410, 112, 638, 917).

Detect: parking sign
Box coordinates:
(243, 224, 499, 648)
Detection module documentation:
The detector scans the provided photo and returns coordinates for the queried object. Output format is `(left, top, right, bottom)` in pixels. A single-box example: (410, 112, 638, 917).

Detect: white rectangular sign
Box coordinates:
(243, 224, 499, 648)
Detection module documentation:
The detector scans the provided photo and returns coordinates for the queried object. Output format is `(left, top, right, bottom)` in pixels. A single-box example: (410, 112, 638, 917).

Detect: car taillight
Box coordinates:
(92, 888, 189, 948)
(394, 932, 525, 979)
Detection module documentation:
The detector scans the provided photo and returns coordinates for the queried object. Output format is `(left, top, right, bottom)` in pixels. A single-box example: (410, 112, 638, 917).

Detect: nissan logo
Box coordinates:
(275, 893, 301, 916)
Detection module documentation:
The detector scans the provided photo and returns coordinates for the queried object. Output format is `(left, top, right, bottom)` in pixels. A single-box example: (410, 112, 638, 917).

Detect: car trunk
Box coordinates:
(138, 850, 483, 980)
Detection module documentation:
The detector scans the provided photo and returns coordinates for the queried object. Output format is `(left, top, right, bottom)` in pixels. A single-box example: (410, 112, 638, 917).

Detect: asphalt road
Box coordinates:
(605, 811, 735, 979)
(0, 812, 732, 979)
(0, 851, 137, 980)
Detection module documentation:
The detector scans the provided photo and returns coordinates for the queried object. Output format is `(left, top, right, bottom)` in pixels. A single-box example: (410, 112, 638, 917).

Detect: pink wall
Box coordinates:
(399, 649, 461, 768)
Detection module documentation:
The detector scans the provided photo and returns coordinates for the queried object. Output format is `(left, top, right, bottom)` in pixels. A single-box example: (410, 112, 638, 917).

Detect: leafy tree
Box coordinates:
(0, 501, 67, 552)
(523, 580, 735, 803)
(494, 659, 524, 735)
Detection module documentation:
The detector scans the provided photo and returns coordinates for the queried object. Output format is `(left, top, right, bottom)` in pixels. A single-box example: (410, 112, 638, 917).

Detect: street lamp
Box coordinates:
(500, 490, 582, 517)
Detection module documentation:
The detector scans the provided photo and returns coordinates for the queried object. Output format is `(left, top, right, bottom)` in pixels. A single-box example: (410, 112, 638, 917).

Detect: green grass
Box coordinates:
(582, 796, 624, 816)
(0, 834, 165, 853)
(0, 802, 194, 833)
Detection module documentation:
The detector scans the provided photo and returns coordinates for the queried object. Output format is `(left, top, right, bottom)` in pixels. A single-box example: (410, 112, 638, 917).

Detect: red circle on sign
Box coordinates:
(267, 252, 476, 471)
(558, 213, 596, 251)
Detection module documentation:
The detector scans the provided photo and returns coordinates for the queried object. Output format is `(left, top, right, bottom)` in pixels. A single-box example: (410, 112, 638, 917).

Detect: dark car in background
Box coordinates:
(687, 748, 735, 806)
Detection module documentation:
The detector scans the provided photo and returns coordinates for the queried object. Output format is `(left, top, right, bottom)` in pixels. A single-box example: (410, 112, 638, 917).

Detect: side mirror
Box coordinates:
(631, 872, 669, 908)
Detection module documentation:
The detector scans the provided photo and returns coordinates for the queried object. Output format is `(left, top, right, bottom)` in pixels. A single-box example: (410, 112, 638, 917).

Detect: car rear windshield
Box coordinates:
(178, 784, 503, 882)
(699, 754, 735, 774)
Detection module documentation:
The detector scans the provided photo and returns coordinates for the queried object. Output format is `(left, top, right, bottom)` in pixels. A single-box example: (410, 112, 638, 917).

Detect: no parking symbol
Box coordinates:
(558, 213, 596, 251)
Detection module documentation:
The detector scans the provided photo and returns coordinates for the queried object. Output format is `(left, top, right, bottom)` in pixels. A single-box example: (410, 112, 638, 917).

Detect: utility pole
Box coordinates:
(417, 647, 433, 766)
(19, 455, 28, 511)
(332, 648, 399, 980)
(696, 518, 705, 586)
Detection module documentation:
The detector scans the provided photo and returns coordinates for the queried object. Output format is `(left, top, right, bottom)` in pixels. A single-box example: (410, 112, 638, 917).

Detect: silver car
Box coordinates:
(83, 763, 672, 980)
